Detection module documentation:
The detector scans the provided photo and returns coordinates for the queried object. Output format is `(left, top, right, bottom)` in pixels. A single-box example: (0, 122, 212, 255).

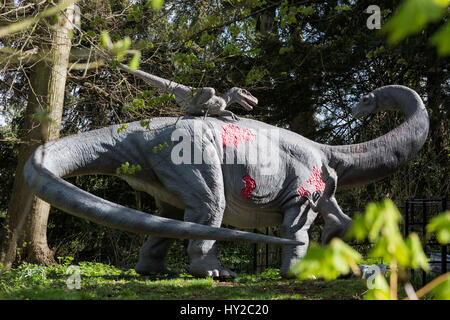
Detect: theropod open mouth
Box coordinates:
(240, 91, 258, 110)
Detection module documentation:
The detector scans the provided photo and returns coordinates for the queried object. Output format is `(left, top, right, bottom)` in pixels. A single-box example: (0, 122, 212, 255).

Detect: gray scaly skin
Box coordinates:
(118, 63, 258, 120)
(24, 85, 429, 278)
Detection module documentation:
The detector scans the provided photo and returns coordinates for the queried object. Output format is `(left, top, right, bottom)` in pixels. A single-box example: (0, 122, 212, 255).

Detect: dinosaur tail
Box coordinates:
(23, 130, 302, 246)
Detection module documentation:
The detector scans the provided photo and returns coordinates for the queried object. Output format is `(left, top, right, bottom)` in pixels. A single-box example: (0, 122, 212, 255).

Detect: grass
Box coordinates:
(0, 261, 368, 300)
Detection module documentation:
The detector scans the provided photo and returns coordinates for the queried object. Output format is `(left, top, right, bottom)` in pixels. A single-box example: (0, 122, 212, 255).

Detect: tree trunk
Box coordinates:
(0, 6, 74, 267)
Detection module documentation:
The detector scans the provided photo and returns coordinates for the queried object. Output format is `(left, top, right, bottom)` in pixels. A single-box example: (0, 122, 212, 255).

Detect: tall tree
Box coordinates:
(0, 3, 77, 266)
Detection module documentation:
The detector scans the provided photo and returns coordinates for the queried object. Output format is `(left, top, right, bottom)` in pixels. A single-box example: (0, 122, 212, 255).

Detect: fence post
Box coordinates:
(253, 229, 257, 273)
(422, 200, 427, 287)
(442, 197, 448, 274)
(404, 200, 409, 238)
(265, 227, 269, 270)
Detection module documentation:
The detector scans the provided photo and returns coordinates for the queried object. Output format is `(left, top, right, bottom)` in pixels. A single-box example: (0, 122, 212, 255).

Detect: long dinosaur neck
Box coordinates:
(322, 85, 429, 190)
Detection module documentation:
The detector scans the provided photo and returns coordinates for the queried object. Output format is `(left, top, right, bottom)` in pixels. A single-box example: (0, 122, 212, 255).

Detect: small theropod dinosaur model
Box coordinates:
(24, 85, 428, 277)
(118, 63, 258, 120)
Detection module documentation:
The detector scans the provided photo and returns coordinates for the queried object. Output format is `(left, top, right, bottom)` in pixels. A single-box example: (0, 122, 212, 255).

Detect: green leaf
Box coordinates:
(292, 239, 361, 280)
(430, 21, 450, 56)
(430, 275, 450, 300)
(117, 124, 128, 133)
(382, 0, 448, 44)
(364, 200, 403, 242)
(427, 212, 450, 244)
(128, 51, 141, 71)
(298, 5, 314, 15)
(100, 30, 112, 49)
(346, 214, 367, 241)
(405, 233, 429, 271)
(113, 37, 131, 61)
(149, 0, 164, 10)
(279, 46, 294, 55)
(335, 4, 350, 12)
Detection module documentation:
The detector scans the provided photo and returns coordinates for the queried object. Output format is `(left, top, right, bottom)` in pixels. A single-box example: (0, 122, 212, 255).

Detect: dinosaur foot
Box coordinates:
(135, 258, 172, 276)
(189, 259, 235, 278)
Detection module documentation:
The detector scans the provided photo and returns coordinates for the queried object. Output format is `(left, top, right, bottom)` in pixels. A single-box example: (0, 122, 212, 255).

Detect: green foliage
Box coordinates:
(57, 256, 74, 267)
(100, 30, 140, 69)
(383, 0, 449, 55)
(245, 67, 268, 85)
(148, 0, 164, 10)
(152, 142, 169, 154)
(117, 123, 128, 133)
(279, 46, 294, 55)
(335, 4, 350, 13)
(128, 51, 141, 72)
(115, 162, 142, 175)
(292, 239, 361, 280)
(431, 276, 450, 300)
(293, 199, 449, 300)
(426, 212, 450, 244)
(430, 21, 450, 55)
(278, 2, 314, 28)
(346, 200, 428, 269)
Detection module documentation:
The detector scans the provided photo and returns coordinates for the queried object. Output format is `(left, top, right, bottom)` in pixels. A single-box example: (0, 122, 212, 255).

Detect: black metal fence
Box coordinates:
(223, 197, 449, 278)
(404, 197, 448, 286)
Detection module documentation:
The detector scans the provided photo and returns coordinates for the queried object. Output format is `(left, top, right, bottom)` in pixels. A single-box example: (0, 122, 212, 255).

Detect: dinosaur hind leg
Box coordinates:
(134, 200, 184, 275)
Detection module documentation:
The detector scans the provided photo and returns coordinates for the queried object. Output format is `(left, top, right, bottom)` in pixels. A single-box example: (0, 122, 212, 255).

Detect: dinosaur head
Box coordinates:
(229, 87, 258, 111)
(352, 92, 376, 119)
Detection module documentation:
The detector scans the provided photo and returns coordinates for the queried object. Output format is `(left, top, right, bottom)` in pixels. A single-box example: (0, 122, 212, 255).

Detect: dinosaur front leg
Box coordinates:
(134, 201, 184, 275)
(280, 204, 318, 278)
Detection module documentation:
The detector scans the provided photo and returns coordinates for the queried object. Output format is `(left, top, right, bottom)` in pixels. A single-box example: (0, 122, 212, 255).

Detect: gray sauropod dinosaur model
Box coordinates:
(118, 63, 258, 120)
(24, 85, 428, 277)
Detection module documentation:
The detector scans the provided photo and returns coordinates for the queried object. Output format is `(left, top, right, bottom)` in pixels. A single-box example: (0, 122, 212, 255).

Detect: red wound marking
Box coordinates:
(241, 174, 256, 199)
(222, 124, 256, 148)
(297, 166, 325, 198)
(297, 187, 311, 197)
(306, 166, 325, 192)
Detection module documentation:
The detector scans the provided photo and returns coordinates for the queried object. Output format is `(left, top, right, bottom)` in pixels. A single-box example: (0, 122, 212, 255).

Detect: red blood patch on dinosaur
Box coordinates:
(297, 187, 311, 197)
(307, 166, 325, 192)
(241, 174, 256, 199)
(297, 166, 325, 198)
(222, 124, 256, 148)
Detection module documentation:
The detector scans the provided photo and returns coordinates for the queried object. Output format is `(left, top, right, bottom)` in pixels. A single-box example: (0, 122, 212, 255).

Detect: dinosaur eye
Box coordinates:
(362, 96, 369, 103)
